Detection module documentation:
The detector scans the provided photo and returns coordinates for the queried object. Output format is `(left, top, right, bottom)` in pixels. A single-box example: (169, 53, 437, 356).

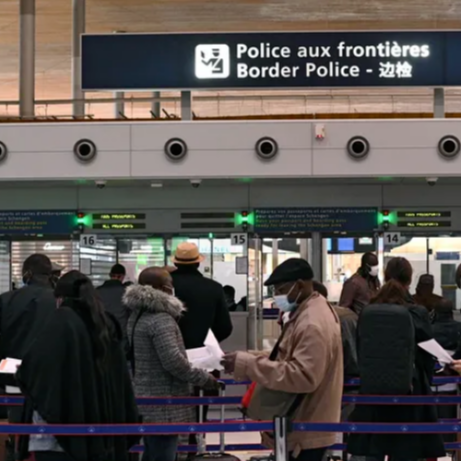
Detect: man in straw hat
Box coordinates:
(171, 241, 233, 453)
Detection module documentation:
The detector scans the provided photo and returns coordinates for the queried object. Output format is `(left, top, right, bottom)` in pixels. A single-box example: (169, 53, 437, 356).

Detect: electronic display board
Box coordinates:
(254, 208, 377, 233)
(0, 211, 77, 235)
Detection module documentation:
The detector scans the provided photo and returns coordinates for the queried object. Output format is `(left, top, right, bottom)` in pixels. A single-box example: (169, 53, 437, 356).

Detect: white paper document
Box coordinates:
(0, 358, 22, 374)
(186, 330, 224, 371)
(418, 339, 453, 364)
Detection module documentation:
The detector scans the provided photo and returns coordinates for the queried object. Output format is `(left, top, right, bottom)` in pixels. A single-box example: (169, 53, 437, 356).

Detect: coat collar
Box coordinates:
(123, 284, 185, 318)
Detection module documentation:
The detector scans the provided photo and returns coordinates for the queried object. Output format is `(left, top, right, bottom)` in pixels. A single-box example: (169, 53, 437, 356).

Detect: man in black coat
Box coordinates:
(171, 242, 233, 454)
(97, 264, 129, 350)
(0, 253, 57, 426)
(171, 242, 233, 350)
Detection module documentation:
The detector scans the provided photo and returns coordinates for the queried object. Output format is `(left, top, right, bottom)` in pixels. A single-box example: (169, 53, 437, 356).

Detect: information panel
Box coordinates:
(82, 31, 461, 90)
(397, 210, 452, 229)
(90, 212, 147, 232)
(254, 208, 378, 233)
(0, 211, 76, 235)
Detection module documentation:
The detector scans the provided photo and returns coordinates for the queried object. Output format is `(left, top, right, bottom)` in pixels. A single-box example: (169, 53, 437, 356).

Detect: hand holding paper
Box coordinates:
(418, 339, 453, 364)
(186, 330, 224, 371)
(0, 358, 22, 374)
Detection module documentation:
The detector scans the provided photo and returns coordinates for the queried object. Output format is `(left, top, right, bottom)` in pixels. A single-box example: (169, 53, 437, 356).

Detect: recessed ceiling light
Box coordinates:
(150, 182, 163, 188)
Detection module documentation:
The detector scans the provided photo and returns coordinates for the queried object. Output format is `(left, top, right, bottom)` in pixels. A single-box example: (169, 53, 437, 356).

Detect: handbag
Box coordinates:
(244, 325, 304, 421)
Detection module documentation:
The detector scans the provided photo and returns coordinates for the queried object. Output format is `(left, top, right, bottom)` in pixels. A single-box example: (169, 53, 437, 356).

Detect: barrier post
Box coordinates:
(457, 384, 461, 461)
(274, 416, 288, 461)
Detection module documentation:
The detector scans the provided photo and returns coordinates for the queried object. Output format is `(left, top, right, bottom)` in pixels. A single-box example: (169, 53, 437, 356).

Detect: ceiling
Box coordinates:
(1, 0, 461, 118)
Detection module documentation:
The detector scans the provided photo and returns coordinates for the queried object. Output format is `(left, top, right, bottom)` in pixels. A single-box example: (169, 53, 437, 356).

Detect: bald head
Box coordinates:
(138, 267, 174, 294)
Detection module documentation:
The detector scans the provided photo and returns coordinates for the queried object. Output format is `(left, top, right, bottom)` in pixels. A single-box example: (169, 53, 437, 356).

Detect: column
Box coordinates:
(19, 0, 35, 118)
(72, 0, 85, 118)
(311, 232, 323, 282)
(152, 91, 161, 117)
(114, 91, 125, 118)
(299, 238, 308, 260)
(433, 88, 445, 118)
(181, 91, 192, 120)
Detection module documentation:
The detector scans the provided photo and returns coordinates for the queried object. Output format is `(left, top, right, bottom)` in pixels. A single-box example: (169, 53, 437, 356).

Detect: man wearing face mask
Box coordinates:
(222, 258, 343, 461)
(339, 252, 381, 315)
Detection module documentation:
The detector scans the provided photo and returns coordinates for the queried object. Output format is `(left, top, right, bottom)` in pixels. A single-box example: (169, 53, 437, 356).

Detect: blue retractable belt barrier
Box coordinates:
(1, 421, 461, 435)
(5, 394, 461, 406)
(218, 376, 461, 386)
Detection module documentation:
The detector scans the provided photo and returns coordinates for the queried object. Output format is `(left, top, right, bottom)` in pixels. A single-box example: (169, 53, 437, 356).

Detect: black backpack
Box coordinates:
(358, 304, 415, 395)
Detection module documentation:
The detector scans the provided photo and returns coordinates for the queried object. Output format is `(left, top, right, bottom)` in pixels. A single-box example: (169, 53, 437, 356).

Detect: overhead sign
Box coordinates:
(82, 31, 461, 90)
(92, 213, 146, 220)
(397, 209, 452, 229)
(91, 212, 147, 232)
(254, 208, 377, 233)
(0, 211, 76, 235)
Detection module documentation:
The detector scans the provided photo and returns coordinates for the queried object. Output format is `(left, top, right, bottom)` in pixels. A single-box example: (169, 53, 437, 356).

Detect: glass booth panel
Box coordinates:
(323, 237, 376, 304)
(0, 242, 10, 292)
(117, 238, 166, 283)
(428, 237, 461, 310)
(208, 238, 247, 304)
(384, 237, 429, 295)
(79, 239, 117, 287)
(11, 241, 80, 288)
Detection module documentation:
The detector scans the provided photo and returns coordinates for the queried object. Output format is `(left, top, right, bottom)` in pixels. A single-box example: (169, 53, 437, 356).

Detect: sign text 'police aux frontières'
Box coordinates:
(82, 31, 461, 90)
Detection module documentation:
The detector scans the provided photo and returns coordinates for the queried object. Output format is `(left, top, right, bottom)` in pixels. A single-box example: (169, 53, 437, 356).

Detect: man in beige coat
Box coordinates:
(222, 258, 343, 461)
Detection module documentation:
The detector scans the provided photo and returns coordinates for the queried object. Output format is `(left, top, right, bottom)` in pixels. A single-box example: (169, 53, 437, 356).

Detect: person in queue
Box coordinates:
(171, 242, 233, 349)
(171, 242, 233, 450)
(223, 285, 238, 312)
(222, 259, 343, 461)
(97, 264, 129, 352)
(50, 261, 65, 287)
(413, 274, 442, 316)
(124, 267, 219, 461)
(348, 257, 445, 461)
(0, 254, 57, 426)
(430, 298, 460, 448)
(339, 252, 380, 314)
(16, 270, 139, 461)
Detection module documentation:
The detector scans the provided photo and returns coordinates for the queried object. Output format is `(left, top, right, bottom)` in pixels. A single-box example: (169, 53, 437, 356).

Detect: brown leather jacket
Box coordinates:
(339, 273, 380, 315)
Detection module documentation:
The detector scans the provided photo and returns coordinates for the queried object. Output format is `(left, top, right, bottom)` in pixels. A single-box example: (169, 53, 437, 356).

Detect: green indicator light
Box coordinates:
(378, 211, 398, 225)
(235, 212, 255, 226)
(208, 233, 214, 239)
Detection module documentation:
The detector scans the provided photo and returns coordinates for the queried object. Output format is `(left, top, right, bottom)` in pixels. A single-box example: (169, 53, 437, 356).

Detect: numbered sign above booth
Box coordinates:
(230, 233, 248, 246)
(80, 234, 97, 247)
(384, 232, 402, 247)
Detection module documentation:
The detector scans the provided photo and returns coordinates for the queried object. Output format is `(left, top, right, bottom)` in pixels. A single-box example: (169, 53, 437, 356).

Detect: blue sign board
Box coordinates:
(254, 208, 378, 233)
(0, 211, 77, 235)
(82, 31, 461, 90)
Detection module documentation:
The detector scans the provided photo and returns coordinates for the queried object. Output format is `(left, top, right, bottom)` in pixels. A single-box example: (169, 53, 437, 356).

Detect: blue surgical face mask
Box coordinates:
(274, 283, 299, 313)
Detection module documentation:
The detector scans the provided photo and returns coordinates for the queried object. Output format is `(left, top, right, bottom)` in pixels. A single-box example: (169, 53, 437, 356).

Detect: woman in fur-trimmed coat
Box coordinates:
(124, 280, 217, 461)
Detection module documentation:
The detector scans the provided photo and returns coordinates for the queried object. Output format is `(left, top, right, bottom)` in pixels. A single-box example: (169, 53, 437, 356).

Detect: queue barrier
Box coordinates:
(219, 376, 461, 386)
(1, 421, 461, 435)
(4, 395, 461, 406)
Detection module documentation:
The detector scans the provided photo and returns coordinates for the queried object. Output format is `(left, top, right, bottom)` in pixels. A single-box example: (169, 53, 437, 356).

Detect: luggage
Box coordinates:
(358, 303, 415, 395)
(192, 384, 241, 461)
